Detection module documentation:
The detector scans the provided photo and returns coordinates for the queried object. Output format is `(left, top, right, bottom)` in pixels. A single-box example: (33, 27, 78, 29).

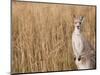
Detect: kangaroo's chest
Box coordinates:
(72, 33, 84, 54)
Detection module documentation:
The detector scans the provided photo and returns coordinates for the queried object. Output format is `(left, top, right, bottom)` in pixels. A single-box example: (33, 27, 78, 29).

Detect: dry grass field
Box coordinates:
(12, 1, 96, 74)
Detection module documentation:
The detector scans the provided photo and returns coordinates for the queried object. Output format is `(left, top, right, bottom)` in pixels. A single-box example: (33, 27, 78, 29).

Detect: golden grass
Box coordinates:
(12, 1, 96, 73)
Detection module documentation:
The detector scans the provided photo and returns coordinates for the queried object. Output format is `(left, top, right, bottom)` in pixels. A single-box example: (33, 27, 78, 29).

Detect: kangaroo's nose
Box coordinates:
(77, 26, 80, 29)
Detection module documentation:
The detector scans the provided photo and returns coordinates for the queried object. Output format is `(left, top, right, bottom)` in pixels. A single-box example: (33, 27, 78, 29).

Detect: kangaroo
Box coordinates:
(72, 16, 96, 69)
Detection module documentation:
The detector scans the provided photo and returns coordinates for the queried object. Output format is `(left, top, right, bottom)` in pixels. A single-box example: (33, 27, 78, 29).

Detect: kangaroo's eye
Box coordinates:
(75, 22, 77, 24)
(79, 22, 81, 24)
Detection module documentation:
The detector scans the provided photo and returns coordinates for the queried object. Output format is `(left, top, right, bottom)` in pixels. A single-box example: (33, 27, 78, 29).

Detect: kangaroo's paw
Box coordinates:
(78, 55, 81, 61)
(74, 56, 76, 61)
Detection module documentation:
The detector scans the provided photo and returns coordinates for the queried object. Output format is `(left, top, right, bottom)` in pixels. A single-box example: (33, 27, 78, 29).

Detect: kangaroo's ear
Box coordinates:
(80, 16, 85, 23)
(73, 15, 76, 19)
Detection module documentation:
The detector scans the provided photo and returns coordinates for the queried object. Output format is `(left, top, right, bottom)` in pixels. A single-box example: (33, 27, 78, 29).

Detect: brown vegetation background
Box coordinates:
(12, 1, 96, 74)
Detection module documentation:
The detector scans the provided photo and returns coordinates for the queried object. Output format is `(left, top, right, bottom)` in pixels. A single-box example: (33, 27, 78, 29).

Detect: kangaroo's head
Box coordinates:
(73, 16, 84, 31)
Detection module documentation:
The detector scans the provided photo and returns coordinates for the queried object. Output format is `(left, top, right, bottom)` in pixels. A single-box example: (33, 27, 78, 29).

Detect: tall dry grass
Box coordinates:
(12, 1, 96, 73)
